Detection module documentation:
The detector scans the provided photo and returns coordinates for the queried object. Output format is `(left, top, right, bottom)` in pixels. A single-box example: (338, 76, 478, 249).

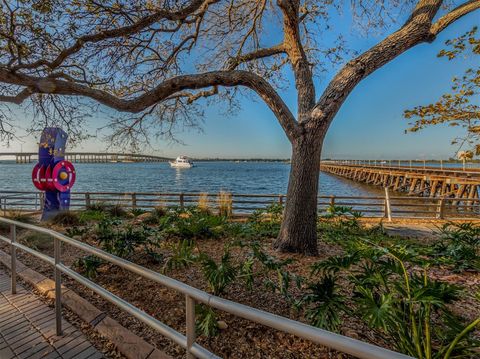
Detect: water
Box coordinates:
(0, 161, 385, 197)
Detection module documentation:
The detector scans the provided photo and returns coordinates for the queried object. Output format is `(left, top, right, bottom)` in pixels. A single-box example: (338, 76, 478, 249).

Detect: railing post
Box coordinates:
(186, 295, 196, 359)
(131, 193, 137, 210)
(54, 237, 63, 336)
(384, 187, 392, 222)
(329, 195, 336, 207)
(40, 192, 45, 210)
(278, 195, 284, 206)
(85, 193, 91, 209)
(180, 193, 185, 209)
(10, 224, 16, 295)
(436, 198, 445, 219)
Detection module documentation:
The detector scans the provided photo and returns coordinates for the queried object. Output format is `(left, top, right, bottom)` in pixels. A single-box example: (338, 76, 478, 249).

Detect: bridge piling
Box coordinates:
(321, 161, 480, 201)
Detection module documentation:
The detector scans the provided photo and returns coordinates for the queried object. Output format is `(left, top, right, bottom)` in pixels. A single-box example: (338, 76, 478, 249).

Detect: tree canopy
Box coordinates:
(0, 0, 478, 148)
(405, 26, 480, 154)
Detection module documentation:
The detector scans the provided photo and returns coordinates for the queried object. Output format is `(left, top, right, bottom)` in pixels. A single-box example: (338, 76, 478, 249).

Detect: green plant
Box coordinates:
(163, 240, 198, 272)
(86, 202, 108, 212)
(75, 255, 103, 279)
(247, 203, 284, 238)
(299, 274, 347, 332)
(131, 208, 146, 216)
(162, 207, 226, 239)
(325, 235, 479, 359)
(196, 304, 219, 337)
(250, 243, 301, 299)
(200, 248, 237, 295)
(107, 204, 128, 218)
(95, 218, 151, 258)
(65, 226, 88, 238)
(79, 209, 106, 222)
(434, 222, 480, 272)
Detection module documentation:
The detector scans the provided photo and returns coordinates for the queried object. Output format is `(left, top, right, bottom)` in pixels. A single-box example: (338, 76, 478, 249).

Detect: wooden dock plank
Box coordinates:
(0, 268, 103, 358)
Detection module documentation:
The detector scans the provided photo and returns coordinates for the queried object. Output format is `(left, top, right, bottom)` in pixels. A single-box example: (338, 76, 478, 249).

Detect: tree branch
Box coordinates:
(0, 87, 33, 104)
(226, 44, 286, 70)
(313, 0, 446, 126)
(430, 0, 480, 36)
(10, 0, 216, 71)
(0, 69, 300, 141)
(278, 0, 316, 122)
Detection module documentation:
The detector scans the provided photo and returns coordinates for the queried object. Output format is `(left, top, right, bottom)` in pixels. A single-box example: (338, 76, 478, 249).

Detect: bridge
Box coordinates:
(0, 152, 172, 163)
(320, 160, 480, 199)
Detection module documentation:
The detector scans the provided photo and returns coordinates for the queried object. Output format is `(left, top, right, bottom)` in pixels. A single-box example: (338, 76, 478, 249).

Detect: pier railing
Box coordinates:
(0, 216, 412, 359)
(1, 190, 480, 220)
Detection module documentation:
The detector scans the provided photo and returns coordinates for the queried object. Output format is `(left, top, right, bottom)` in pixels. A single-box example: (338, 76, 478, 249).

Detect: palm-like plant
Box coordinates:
(200, 249, 237, 295)
(300, 275, 347, 332)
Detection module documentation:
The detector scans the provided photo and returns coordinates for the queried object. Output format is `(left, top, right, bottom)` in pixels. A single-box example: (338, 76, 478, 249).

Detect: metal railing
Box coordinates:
(1, 190, 480, 220)
(0, 216, 412, 359)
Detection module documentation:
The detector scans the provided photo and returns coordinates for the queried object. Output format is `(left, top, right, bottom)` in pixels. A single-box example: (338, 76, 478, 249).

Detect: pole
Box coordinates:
(10, 224, 16, 295)
(54, 237, 63, 336)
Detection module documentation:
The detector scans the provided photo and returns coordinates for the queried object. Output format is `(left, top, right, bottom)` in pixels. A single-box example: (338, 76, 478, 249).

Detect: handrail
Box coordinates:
(0, 216, 412, 359)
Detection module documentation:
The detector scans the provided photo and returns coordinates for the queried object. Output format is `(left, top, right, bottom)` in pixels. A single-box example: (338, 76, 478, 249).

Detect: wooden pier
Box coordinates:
(320, 161, 480, 199)
(0, 152, 171, 164)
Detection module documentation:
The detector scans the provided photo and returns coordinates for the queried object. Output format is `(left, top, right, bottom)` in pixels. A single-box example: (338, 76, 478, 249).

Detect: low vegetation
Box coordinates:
(1, 204, 479, 358)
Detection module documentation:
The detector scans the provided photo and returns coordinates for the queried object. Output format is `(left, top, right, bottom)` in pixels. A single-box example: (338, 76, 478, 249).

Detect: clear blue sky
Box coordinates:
(1, 9, 478, 160)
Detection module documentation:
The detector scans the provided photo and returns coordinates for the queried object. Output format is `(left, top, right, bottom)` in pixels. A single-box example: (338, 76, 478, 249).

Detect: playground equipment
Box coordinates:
(31, 128, 76, 220)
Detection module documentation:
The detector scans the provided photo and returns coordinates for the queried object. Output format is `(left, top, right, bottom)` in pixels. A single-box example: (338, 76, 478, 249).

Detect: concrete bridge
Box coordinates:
(320, 160, 480, 199)
(0, 152, 172, 163)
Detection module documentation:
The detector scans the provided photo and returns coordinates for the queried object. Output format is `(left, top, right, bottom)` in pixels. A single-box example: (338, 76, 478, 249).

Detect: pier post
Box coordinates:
(436, 198, 445, 219)
(131, 193, 137, 209)
(384, 187, 392, 222)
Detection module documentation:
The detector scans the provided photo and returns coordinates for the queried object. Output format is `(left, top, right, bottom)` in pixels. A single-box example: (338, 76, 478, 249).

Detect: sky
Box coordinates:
(0, 6, 478, 160)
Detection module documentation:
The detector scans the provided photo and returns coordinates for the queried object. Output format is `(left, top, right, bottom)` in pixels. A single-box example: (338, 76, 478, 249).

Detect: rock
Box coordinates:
(135, 213, 152, 223)
(217, 320, 228, 330)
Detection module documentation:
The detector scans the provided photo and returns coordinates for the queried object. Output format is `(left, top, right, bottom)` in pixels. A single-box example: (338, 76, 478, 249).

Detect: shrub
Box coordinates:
(49, 211, 80, 226)
(75, 255, 103, 279)
(131, 208, 146, 217)
(299, 274, 347, 332)
(434, 222, 480, 272)
(95, 218, 152, 258)
(162, 207, 226, 239)
(107, 204, 128, 218)
(86, 202, 108, 212)
(79, 209, 106, 223)
(247, 203, 283, 238)
(309, 236, 480, 358)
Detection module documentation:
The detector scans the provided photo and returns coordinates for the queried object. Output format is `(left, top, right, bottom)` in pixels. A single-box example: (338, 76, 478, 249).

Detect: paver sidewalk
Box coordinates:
(0, 268, 103, 359)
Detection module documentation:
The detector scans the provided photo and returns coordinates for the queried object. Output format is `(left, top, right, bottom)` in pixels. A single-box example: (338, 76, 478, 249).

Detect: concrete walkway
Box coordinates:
(0, 269, 103, 359)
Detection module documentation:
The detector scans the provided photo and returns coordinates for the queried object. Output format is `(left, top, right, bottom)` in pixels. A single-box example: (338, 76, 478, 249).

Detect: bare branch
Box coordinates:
(430, 0, 480, 36)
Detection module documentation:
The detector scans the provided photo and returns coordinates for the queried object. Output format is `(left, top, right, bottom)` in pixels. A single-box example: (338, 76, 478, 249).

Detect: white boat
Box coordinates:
(169, 155, 194, 168)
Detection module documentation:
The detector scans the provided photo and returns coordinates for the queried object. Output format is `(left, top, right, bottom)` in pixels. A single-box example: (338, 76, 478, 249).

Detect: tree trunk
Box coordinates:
(274, 132, 323, 256)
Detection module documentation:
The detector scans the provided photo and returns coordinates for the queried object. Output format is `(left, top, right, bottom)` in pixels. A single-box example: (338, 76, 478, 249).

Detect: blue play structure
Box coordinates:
(31, 128, 76, 220)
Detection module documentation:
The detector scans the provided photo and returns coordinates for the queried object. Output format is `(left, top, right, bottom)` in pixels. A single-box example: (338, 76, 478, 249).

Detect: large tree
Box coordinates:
(0, 0, 479, 255)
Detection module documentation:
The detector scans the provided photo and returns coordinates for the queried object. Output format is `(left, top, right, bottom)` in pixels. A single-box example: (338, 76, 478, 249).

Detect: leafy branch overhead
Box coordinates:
(405, 26, 480, 154)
